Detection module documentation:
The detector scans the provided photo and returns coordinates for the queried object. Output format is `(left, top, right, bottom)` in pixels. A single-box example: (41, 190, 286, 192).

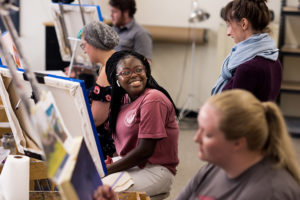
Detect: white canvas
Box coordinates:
(0, 66, 106, 177)
(51, 3, 103, 65)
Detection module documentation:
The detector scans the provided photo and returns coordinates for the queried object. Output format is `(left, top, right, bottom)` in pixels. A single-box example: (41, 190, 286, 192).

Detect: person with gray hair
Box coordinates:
(79, 21, 119, 158)
(82, 21, 119, 52)
(80, 21, 119, 64)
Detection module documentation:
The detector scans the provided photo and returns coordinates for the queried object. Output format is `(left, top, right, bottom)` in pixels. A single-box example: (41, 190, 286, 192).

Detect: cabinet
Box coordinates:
(278, 0, 300, 136)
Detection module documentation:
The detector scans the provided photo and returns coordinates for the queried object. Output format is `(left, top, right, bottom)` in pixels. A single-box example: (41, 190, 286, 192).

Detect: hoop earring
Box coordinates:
(116, 80, 120, 87)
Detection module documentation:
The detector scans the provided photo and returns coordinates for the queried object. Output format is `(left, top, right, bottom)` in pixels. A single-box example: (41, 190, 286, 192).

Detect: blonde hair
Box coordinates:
(207, 89, 300, 184)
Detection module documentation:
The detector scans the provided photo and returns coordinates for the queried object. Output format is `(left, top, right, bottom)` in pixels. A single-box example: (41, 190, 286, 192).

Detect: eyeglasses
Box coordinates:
(80, 42, 86, 50)
(116, 66, 145, 78)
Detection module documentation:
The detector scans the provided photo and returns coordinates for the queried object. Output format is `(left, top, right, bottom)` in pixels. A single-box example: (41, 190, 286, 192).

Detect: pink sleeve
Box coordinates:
(138, 100, 168, 139)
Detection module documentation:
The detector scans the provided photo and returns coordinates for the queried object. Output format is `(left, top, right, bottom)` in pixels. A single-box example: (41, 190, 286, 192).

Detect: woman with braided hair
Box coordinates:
(103, 50, 179, 198)
(211, 0, 282, 102)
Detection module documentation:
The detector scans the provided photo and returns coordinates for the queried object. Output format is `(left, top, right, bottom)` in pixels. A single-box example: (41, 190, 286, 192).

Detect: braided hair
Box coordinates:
(105, 50, 178, 132)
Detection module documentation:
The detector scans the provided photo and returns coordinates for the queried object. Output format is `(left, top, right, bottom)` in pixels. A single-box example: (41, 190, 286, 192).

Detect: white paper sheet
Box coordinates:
(102, 172, 134, 192)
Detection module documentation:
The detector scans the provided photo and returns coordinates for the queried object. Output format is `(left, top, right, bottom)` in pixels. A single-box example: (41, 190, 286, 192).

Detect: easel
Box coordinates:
(0, 0, 57, 196)
(178, 0, 209, 120)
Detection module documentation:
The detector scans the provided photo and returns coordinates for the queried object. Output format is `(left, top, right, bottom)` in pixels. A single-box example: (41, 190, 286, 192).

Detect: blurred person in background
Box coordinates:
(109, 0, 152, 62)
(211, 0, 282, 102)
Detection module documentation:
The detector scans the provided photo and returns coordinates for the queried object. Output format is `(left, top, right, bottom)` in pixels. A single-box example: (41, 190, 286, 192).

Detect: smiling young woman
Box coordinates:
(115, 60, 147, 101)
(103, 50, 179, 198)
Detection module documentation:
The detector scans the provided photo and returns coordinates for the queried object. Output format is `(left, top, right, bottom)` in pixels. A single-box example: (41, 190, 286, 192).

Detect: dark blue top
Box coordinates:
(222, 56, 282, 101)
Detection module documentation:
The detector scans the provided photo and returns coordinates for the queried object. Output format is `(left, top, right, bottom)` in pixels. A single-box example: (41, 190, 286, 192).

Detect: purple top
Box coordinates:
(222, 56, 282, 101)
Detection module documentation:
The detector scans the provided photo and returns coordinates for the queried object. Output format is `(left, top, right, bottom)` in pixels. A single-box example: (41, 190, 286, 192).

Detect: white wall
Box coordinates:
(20, 0, 53, 71)
(95, 0, 281, 30)
(19, 0, 285, 110)
(89, 0, 282, 110)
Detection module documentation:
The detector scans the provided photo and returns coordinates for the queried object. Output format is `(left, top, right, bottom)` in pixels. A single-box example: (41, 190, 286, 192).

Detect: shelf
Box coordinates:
(0, 122, 10, 128)
(280, 45, 300, 56)
(43, 21, 54, 26)
(278, 3, 300, 126)
(284, 116, 300, 137)
(281, 81, 300, 93)
(143, 25, 205, 44)
(282, 6, 300, 15)
(43, 21, 206, 44)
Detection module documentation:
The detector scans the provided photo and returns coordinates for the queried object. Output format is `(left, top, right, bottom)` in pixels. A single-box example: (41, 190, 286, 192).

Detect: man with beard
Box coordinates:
(109, 0, 152, 61)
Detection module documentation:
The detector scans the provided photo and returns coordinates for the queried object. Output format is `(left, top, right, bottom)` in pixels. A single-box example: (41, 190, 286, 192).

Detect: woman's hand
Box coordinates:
(64, 66, 77, 78)
(64, 65, 94, 77)
(107, 138, 157, 175)
(93, 185, 118, 200)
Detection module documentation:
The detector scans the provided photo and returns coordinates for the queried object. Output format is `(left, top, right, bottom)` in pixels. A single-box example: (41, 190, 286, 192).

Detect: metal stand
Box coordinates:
(179, 24, 197, 120)
(67, 37, 80, 77)
(178, 0, 209, 120)
(78, 0, 86, 26)
(0, 1, 40, 107)
(0, 0, 43, 152)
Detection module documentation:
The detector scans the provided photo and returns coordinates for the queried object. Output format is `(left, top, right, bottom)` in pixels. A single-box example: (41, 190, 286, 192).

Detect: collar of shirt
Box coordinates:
(116, 18, 135, 32)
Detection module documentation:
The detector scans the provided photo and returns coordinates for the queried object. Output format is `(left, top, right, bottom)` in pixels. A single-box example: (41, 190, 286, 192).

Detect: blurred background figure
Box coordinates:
(211, 0, 282, 102)
(109, 0, 152, 62)
(78, 21, 119, 158)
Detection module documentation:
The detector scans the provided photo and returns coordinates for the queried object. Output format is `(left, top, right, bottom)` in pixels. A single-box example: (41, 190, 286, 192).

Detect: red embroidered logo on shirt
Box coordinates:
(124, 109, 136, 127)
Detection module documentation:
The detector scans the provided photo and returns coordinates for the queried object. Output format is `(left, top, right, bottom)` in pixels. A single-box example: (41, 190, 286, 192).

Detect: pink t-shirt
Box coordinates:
(114, 88, 179, 175)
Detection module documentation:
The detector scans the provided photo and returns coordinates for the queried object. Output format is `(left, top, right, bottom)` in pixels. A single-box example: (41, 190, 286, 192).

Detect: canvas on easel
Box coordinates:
(57, 137, 102, 200)
(0, 31, 22, 68)
(0, 65, 107, 177)
(51, 3, 103, 66)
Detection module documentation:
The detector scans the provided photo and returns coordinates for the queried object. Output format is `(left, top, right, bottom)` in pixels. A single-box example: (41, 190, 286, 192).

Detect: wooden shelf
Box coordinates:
(278, 2, 300, 121)
(284, 116, 300, 136)
(43, 21, 54, 26)
(281, 81, 300, 92)
(144, 25, 205, 44)
(44, 21, 206, 44)
(280, 45, 300, 56)
(0, 122, 10, 128)
(30, 192, 61, 200)
(0, 158, 48, 180)
(283, 6, 300, 15)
